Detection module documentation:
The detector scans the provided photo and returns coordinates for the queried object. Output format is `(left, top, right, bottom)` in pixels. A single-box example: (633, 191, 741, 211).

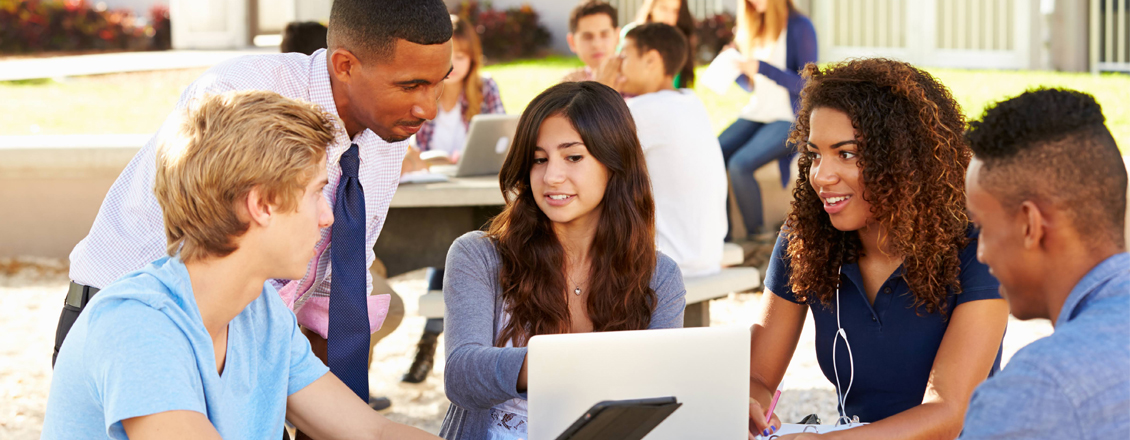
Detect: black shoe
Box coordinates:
(402, 331, 439, 384)
(368, 395, 392, 411)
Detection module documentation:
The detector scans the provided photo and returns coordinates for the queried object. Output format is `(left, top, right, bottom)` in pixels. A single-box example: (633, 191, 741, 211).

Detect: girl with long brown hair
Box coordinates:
(746, 58, 1008, 439)
(438, 81, 686, 440)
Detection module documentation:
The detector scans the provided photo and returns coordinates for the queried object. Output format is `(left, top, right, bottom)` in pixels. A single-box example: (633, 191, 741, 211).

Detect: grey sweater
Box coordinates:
(438, 231, 687, 440)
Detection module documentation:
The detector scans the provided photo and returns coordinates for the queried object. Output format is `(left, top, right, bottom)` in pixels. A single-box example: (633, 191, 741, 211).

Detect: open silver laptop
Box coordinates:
(527, 326, 750, 440)
(428, 113, 519, 178)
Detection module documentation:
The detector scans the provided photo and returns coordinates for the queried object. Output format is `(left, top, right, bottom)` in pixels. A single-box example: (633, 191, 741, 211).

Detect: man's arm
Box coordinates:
(122, 411, 223, 440)
(959, 356, 1074, 439)
(286, 373, 441, 440)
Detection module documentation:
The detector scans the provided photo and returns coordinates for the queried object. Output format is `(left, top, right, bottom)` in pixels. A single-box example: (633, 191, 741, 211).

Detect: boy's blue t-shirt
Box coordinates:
(42, 256, 329, 439)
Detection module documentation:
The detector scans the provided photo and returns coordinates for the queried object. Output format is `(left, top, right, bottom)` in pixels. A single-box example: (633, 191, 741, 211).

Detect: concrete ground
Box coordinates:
(0, 257, 1052, 438)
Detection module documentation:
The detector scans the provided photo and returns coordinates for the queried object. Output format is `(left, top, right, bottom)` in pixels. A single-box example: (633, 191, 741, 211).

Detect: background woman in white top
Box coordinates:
(716, 0, 816, 239)
(402, 14, 508, 385)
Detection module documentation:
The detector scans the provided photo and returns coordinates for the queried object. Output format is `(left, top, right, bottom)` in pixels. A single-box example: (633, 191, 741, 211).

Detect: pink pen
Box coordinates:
(764, 382, 784, 423)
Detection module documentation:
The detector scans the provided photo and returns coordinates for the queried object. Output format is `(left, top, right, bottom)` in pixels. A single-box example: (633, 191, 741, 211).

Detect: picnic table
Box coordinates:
(374, 176, 505, 278)
(375, 175, 761, 328)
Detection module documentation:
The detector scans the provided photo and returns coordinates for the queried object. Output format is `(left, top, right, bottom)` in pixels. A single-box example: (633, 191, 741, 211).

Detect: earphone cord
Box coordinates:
(832, 264, 855, 426)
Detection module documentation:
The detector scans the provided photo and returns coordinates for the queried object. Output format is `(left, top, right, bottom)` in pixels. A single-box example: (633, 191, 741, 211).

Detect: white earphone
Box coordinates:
(832, 265, 857, 426)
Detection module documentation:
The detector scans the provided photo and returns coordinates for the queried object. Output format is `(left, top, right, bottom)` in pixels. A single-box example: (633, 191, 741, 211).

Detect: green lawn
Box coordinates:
(2, 55, 1127, 153)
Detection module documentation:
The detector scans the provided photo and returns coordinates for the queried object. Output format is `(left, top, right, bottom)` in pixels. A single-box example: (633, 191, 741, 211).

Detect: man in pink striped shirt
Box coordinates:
(54, 0, 453, 428)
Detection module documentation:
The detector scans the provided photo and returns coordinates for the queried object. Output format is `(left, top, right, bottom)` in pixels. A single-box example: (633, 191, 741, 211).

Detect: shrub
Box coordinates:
(148, 4, 170, 51)
(453, 1, 551, 61)
(695, 11, 736, 64)
(0, 0, 170, 55)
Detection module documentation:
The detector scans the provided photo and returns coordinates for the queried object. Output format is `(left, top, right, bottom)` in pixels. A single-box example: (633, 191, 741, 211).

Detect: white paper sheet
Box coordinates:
(756, 423, 867, 439)
(398, 170, 450, 184)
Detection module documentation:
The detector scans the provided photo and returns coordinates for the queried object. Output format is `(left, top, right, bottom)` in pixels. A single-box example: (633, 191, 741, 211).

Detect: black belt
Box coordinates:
(65, 281, 99, 308)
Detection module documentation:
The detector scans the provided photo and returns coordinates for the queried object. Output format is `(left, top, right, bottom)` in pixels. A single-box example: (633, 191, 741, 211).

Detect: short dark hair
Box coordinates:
(624, 23, 688, 77)
(967, 88, 1127, 248)
(327, 0, 452, 62)
(280, 21, 327, 56)
(569, 1, 618, 33)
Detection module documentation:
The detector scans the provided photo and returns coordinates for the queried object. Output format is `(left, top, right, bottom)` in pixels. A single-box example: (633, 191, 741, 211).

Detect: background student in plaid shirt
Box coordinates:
(405, 15, 506, 169)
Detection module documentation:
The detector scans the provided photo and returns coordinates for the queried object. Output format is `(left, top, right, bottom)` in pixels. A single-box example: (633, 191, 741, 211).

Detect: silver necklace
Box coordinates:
(567, 271, 584, 296)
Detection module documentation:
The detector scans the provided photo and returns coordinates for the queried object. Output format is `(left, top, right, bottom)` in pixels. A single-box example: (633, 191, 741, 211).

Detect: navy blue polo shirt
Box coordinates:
(765, 229, 1003, 423)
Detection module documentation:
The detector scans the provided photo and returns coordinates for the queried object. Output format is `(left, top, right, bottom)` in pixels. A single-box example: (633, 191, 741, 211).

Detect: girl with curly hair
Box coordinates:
(439, 81, 687, 440)
(746, 58, 1009, 439)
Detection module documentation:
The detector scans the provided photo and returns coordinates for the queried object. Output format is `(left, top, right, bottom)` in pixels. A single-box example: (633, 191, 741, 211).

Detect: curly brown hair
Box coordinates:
(785, 58, 970, 315)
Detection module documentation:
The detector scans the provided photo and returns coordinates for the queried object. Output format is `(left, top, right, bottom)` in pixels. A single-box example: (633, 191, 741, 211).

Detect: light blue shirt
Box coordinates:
(960, 253, 1130, 439)
(42, 256, 329, 439)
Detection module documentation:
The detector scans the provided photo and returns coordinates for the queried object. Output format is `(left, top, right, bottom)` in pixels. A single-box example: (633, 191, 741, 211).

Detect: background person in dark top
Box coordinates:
(281, 21, 328, 56)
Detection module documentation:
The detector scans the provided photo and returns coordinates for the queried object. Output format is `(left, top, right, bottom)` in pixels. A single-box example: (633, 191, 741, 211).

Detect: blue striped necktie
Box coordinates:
(328, 143, 370, 402)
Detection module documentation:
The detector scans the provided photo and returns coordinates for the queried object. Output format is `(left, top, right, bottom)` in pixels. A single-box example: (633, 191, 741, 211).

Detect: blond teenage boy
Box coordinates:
(42, 91, 440, 440)
(56, 1, 454, 417)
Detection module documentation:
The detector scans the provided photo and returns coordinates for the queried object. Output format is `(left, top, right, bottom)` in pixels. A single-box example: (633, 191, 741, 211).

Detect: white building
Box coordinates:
(163, 0, 1122, 72)
(100, 0, 165, 16)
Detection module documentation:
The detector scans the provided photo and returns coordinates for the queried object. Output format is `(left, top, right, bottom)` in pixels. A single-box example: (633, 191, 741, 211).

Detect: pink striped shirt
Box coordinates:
(69, 49, 404, 338)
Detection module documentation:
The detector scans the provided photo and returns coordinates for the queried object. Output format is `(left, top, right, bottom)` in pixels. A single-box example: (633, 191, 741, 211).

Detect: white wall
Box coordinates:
(258, 0, 293, 34)
(257, 0, 331, 34)
(296, 0, 331, 22)
(101, 0, 166, 17)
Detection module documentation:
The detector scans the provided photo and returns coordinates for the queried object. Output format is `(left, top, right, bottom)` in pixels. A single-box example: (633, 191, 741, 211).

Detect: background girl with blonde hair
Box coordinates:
(411, 14, 506, 163)
(716, 0, 816, 239)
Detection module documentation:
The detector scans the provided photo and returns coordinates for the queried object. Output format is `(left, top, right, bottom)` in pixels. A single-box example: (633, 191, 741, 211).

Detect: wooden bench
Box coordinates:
(418, 242, 761, 327)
